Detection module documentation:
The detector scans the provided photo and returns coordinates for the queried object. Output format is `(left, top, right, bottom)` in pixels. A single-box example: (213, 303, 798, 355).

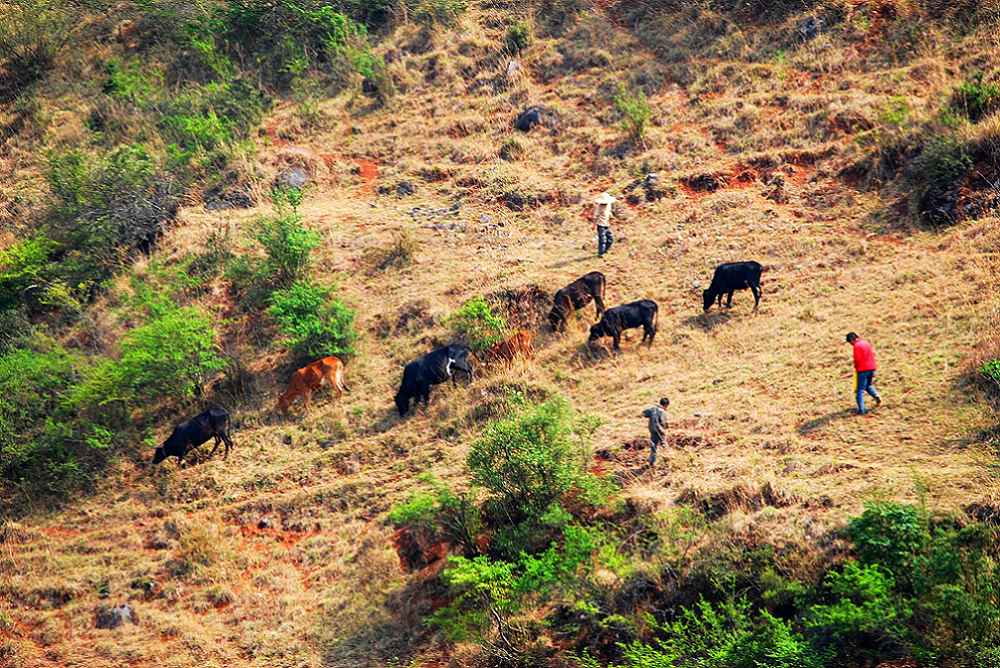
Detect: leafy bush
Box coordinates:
(46, 144, 181, 292)
(388, 474, 482, 553)
(848, 501, 928, 584)
(614, 84, 651, 145)
(467, 397, 603, 520)
(103, 58, 160, 104)
(0, 347, 77, 479)
(255, 212, 320, 288)
(505, 20, 532, 54)
(0, 236, 57, 311)
(70, 304, 225, 411)
(951, 73, 1000, 122)
(431, 523, 598, 641)
(981, 359, 1000, 386)
(910, 134, 973, 225)
(448, 296, 506, 351)
(806, 561, 906, 657)
(268, 280, 357, 359)
(616, 599, 824, 668)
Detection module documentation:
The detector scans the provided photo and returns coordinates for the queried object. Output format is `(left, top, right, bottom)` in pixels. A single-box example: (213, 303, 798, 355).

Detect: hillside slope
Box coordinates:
(3, 1, 1000, 667)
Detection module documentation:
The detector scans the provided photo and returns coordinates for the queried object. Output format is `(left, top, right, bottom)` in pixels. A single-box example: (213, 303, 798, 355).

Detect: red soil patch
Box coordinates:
(354, 158, 378, 188)
(40, 526, 81, 539)
(392, 527, 451, 573)
(320, 153, 336, 171)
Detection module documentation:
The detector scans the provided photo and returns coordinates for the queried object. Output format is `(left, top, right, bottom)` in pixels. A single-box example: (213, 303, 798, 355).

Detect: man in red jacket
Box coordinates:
(846, 332, 882, 414)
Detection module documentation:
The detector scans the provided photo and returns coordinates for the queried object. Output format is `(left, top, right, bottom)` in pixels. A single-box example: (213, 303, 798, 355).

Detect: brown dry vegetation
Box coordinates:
(3, 1, 1000, 666)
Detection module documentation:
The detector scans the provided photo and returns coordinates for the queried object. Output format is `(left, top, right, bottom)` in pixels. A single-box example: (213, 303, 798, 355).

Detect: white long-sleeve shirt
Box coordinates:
(594, 203, 612, 228)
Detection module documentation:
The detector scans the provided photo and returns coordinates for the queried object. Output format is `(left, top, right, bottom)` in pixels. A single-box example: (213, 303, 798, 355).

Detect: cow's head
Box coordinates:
(702, 289, 713, 312)
(395, 391, 410, 417)
(547, 306, 564, 332)
(151, 446, 168, 465)
(588, 322, 606, 342)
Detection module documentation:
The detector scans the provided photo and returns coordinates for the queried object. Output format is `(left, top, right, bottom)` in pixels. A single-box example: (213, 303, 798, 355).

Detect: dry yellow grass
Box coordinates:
(3, 2, 1000, 667)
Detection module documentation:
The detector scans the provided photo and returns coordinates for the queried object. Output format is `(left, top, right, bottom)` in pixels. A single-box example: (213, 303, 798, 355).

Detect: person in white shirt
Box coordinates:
(593, 191, 615, 257)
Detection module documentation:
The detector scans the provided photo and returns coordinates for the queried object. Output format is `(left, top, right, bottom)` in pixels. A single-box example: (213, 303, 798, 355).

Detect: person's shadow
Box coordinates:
(798, 409, 854, 435)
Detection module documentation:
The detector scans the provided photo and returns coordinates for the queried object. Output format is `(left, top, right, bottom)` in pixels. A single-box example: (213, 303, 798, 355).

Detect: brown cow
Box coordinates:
(276, 356, 349, 415)
(483, 330, 535, 367)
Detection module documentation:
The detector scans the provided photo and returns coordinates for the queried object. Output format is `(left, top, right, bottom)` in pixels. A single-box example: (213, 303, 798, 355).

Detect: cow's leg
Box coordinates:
(752, 284, 761, 311)
(726, 291, 734, 307)
(612, 333, 622, 351)
(594, 294, 606, 320)
(209, 436, 222, 457)
(717, 293, 723, 307)
(646, 324, 656, 347)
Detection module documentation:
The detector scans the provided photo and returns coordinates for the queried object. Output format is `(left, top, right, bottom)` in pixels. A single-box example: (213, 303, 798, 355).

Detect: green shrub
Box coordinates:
(388, 474, 482, 553)
(0, 236, 57, 311)
(467, 397, 603, 520)
(268, 280, 357, 359)
(848, 502, 928, 583)
(103, 58, 160, 105)
(70, 304, 224, 411)
(910, 134, 973, 226)
(950, 73, 1000, 122)
(46, 144, 181, 292)
(431, 523, 598, 641)
(616, 599, 824, 668)
(447, 296, 506, 351)
(505, 20, 532, 54)
(614, 83, 651, 145)
(806, 561, 906, 656)
(981, 359, 1000, 385)
(0, 347, 77, 478)
(255, 212, 320, 288)
(117, 305, 225, 404)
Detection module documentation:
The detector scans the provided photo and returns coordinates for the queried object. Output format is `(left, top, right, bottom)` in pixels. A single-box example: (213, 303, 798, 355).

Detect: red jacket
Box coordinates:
(852, 339, 876, 372)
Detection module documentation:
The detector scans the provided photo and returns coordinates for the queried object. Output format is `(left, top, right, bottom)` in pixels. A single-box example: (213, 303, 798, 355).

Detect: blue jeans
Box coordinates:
(855, 370, 880, 414)
(597, 226, 613, 256)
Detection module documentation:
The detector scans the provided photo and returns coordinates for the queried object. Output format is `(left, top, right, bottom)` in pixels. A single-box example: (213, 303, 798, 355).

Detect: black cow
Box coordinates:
(548, 271, 607, 332)
(395, 345, 474, 417)
(151, 407, 234, 466)
(703, 261, 763, 312)
(588, 300, 658, 351)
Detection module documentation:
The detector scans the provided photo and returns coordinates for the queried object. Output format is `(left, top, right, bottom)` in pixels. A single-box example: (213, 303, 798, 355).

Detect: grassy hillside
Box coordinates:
(2, 1, 1000, 666)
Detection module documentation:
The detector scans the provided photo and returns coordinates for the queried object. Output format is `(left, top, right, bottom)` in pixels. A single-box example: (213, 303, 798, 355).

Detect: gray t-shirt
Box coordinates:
(643, 405, 668, 438)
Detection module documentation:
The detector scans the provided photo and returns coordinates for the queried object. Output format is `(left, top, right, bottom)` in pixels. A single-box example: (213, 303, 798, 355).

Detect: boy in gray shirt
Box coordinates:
(642, 397, 669, 467)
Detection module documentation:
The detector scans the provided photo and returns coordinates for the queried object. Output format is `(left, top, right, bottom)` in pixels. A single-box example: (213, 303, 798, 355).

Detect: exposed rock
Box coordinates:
(95, 603, 137, 629)
(275, 166, 309, 190)
(514, 105, 559, 132)
(798, 16, 824, 41)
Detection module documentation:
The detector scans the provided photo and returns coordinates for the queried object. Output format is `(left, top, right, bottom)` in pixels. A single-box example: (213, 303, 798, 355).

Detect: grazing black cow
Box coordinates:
(588, 300, 658, 351)
(549, 271, 607, 332)
(151, 407, 234, 466)
(395, 345, 474, 417)
(703, 261, 763, 313)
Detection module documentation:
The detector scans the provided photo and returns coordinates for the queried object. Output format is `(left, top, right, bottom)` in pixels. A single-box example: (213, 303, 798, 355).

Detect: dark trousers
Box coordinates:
(597, 226, 613, 256)
(649, 432, 663, 465)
